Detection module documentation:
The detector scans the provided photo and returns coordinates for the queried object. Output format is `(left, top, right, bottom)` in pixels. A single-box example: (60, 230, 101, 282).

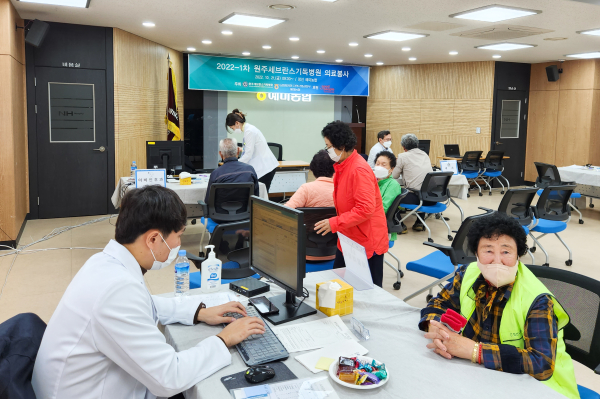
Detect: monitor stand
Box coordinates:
(263, 291, 317, 326)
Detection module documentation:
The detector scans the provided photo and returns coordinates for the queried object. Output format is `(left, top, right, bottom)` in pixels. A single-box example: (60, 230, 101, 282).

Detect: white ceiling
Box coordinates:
(11, 0, 600, 66)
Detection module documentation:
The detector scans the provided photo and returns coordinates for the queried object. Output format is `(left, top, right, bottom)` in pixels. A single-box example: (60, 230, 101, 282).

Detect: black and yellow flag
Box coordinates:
(165, 56, 181, 141)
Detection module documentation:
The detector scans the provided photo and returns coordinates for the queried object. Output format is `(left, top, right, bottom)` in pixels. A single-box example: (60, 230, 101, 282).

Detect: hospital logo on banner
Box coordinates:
(256, 92, 311, 102)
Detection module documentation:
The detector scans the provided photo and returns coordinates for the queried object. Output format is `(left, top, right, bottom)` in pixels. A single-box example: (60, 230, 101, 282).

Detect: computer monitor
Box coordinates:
(444, 144, 461, 157)
(146, 141, 184, 173)
(249, 196, 317, 325)
(417, 139, 430, 155)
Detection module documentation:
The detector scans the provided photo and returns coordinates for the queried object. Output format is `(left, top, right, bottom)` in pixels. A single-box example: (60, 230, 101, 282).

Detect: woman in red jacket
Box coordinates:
(315, 121, 389, 287)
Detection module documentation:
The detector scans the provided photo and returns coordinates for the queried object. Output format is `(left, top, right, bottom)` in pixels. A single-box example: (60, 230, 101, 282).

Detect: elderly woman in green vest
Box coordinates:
(420, 212, 579, 399)
(374, 151, 403, 240)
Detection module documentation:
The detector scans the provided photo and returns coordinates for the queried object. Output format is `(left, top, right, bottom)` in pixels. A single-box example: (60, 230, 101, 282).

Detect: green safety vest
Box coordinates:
(459, 261, 580, 399)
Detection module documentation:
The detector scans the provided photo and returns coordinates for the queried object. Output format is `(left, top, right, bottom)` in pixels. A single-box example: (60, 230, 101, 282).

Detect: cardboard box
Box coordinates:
(316, 279, 353, 317)
(179, 177, 192, 185)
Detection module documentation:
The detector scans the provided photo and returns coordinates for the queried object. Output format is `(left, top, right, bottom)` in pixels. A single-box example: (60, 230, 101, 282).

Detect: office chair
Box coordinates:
(188, 221, 258, 288)
(267, 142, 283, 161)
(386, 191, 409, 290)
(398, 171, 459, 243)
(458, 151, 484, 197)
(529, 185, 575, 267)
(198, 182, 254, 253)
(297, 207, 338, 273)
(480, 150, 510, 195)
(404, 209, 494, 302)
(535, 162, 584, 224)
(528, 265, 600, 399)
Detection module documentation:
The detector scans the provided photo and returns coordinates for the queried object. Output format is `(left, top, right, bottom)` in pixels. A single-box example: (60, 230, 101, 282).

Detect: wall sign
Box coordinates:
(49, 82, 95, 143)
(256, 92, 312, 102)
(135, 169, 167, 189)
(188, 54, 369, 96)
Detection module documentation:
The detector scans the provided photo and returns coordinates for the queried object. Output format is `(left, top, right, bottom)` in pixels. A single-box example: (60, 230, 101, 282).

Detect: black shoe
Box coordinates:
(400, 222, 408, 234)
(412, 223, 426, 232)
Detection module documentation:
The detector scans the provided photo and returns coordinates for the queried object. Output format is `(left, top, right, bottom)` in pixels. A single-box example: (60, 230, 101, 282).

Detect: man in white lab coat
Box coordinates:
(32, 185, 265, 399)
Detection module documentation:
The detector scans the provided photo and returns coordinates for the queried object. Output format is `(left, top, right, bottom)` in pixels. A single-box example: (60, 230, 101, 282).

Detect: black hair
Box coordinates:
(377, 130, 391, 141)
(321, 121, 357, 152)
(467, 212, 528, 258)
(225, 109, 246, 131)
(310, 150, 335, 178)
(115, 185, 187, 245)
(375, 151, 396, 169)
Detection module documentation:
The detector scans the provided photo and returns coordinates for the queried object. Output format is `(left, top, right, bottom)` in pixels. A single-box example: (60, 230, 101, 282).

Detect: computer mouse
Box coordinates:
(244, 365, 276, 384)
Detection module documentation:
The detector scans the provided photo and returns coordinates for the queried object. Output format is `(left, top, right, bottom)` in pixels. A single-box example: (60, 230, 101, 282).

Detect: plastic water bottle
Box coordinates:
(201, 245, 222, 293)
(130, 161, 137, 178)
(174, 250, 190, 297)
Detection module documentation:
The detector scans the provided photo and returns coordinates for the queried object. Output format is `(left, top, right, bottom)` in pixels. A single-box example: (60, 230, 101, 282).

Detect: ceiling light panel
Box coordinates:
(364, 30, 429, 42)
(143, 22, 155, 27)
(566, 52, 600, 59)
(578, 28, 600, 36)
(219, 13, 287, 28)
(450, 5, 541, 23)
(476, 42, 535, 51)
(18, 0, 90, 7)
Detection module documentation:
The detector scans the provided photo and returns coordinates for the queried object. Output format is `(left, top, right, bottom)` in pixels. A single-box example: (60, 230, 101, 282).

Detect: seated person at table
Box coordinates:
(374, 151, 404, 238)
(367, 130, 393, 170)
(419, 213, 578, 399)
(285, 150, 334, 209)
(392, 133, 433, 232)
(32, 186, 265, 399)
(205, 137, 259, 222)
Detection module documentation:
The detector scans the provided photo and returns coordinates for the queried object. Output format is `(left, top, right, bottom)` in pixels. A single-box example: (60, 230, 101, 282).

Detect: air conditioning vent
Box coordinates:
(450, 24, 553, 40)
(405, 21, 464, 31)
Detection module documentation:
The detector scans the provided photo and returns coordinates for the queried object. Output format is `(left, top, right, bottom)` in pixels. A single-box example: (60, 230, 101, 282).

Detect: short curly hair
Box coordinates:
(321, 121, 357, 152)
(375, 151, 396, 169)
(310, 150, 335, 178)
(467, 212, 528, 258)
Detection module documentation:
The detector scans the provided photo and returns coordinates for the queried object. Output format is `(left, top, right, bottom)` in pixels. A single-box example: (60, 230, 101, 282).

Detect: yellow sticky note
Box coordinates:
(315, 357, 335, 371)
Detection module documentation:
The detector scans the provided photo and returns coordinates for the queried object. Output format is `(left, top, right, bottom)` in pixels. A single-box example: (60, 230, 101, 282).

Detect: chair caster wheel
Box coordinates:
(590, 204, 595, 208)
(428, 238, 434, 243)
(542, 263, 549, 267)
(565, 260, 573, 266)
(393, 282, 401, 290)
(479, 193, 483, 197)
(467, 194, 470, 198)
(501, 191, 505, 194)
(191, 219, 196, 225)
(448, 235, 453, 241)
(400, 270, 404, 278)
(530, 247, 536, 253)
(426, 294, 433, 302)
(579, 219, 584, 224)
(435, 214, 441, 219)
(489, 192, 492, 196)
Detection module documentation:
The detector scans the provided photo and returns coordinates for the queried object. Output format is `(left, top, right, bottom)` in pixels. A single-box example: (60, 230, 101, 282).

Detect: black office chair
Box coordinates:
(267, 142, 283, 161)
(535, 162, 584, 224)
(385, 191, 409, 290)
(198, 182, 254, 251)
(404, 209, 494, 302)
(188, 221, 257, 287)
(529, 185, 575, 267)
(528, 265, 600, 398)
(480, 150, 509, 195)
(297, 207, 338, 273)
(458, 150, 483, 197)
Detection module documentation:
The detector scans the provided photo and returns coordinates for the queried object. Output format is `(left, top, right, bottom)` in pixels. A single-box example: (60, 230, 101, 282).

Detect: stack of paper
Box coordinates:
(295, 339, 369, 373)
(271, 315, 357, 353)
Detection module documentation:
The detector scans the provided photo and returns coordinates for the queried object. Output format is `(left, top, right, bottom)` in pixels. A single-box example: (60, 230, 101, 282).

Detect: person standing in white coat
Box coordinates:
(226, 109, 279, 191)
(32, 186, 265, 399)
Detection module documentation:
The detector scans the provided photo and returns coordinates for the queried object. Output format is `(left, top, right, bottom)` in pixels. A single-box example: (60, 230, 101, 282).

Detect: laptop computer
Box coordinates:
(444, 144, 461, 158)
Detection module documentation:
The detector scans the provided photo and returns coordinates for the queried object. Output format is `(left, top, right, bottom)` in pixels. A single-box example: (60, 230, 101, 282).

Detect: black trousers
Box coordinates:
(332, 248, 384, 288)
(400, 192, 436, 224)
(258, 168, 277, 192)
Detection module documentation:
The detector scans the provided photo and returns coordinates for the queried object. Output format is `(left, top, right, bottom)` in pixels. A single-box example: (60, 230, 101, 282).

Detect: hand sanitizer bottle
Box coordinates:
(201, 245, 222, 292)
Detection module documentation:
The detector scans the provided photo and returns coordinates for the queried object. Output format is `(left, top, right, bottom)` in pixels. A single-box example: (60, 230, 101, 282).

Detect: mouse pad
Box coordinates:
(220, 362, 297, 391)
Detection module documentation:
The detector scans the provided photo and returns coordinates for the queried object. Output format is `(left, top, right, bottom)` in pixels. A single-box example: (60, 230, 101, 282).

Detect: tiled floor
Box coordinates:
(1, 190, 599, 391)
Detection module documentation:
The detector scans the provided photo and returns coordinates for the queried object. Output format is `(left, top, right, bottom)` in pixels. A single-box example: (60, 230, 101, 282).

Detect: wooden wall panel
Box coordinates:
(453, 99, 491, 136)
(455, 61, 495, 99)
(589, 90, 600, 166)
(0, 0, 24, 63)
(365, 99, 390, 150)
(113, 28, 184, 180)
(524, 90, 559, 181)
(530, 62, 559, 91)
(559, 60, 596, 90)
(555, 90, 594, 166)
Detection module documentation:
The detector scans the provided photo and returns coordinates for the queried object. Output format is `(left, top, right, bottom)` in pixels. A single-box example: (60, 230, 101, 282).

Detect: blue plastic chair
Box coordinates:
(458, 151, 483, 197)
(480, 150, 510, 196)
(306, 260, 335, 273)
(297, 207, 338, 274)
(534, 162, 584, 224)
(578, 385, 600, 399)
(404, 210, 493, 302)
(529, 185, 575, 267)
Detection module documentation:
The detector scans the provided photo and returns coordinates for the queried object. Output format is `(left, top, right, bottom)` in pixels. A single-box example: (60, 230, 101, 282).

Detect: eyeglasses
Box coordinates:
(324, 145, 332, 151)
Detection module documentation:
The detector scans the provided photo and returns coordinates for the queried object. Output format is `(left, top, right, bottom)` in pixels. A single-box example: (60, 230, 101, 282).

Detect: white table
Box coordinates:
(395, 174, 469, 200)
(558, 165, 600, 206)
(161, 270, 563, 399)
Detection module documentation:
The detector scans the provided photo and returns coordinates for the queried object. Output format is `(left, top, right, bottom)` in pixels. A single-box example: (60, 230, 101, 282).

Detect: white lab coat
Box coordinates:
(238, 122, 279, 178)
(367, 142, 393, 169)
(32, 240, 231, 399)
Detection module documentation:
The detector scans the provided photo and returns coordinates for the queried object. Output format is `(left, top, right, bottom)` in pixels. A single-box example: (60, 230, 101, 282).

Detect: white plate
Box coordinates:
(328, 356, 389, 390)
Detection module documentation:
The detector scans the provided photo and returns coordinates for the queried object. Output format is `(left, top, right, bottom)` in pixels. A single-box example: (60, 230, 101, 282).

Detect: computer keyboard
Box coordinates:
(223, 306, 289, 366)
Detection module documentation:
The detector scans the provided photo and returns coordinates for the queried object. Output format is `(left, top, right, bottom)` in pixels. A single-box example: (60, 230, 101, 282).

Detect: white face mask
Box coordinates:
(327, 146, 341, 162)
(150, 234, 180, 270)
(383, 141, 392, 148)
(374, 166, 390, 180)
(476, 257, 519, 288)
(234, 128, 242, 134)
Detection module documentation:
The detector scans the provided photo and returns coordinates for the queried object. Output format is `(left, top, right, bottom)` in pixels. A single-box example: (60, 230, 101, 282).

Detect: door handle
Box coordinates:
(93, 146, 106, 153)
(495, 141, 503, 146)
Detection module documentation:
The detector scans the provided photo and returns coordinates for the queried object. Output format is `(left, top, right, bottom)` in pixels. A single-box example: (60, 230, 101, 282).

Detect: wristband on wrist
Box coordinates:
(478, 343, 483, 364)
(471, 342, 479, 363)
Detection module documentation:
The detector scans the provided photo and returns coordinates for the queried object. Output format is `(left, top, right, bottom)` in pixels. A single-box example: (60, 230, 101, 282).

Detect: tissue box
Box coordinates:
(179, 177, 192, 185)
(316, 279, 353, 317)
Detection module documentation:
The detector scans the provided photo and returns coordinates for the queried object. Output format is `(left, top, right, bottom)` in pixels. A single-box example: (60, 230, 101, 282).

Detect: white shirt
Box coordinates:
(367, 142, 393, 170)
(392, 148, 433, 191)
(32, 240, 231, 399)
(238, 122, 279, 178)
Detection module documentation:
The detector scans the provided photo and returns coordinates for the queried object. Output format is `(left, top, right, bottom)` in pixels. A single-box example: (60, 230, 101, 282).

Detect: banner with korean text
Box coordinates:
(188, 54, 369, 96)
